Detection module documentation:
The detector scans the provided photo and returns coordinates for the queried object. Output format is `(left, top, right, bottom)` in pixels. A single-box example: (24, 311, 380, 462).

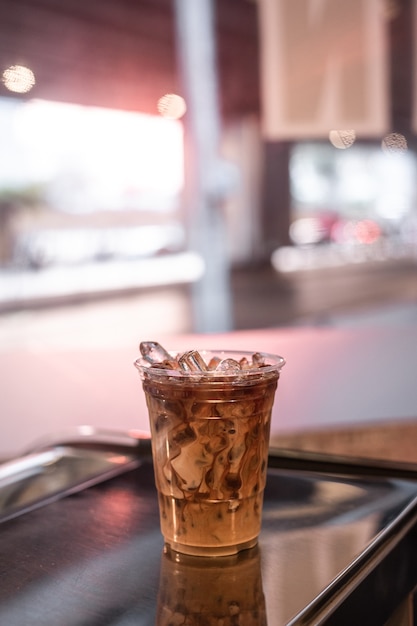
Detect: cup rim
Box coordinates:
(134, 348, 286, 380)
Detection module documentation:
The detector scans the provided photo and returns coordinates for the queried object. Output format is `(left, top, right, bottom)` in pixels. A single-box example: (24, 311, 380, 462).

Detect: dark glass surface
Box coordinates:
(1, 453, 417, 625)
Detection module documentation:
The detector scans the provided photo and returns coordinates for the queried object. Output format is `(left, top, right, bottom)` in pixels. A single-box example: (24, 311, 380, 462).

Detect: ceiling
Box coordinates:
(0, 0, 260, 118)
(0, 0, 413, 133)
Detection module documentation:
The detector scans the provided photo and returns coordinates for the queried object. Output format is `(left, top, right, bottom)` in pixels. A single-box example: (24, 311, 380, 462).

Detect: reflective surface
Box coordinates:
(0, 431, 151, 523)
(1, 451, 417, 625)
(157, 545, 267, 625)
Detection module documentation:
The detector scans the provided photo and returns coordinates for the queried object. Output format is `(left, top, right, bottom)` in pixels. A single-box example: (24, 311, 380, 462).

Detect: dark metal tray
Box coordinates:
(1, 437, 417, 625)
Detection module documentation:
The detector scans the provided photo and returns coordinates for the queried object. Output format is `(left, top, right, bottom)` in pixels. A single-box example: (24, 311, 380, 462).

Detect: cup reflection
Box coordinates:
(156, 545, 267, 625)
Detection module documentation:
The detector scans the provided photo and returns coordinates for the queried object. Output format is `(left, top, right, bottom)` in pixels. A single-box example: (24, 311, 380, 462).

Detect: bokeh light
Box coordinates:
(381, 132, 408, 154)
(157, 93, 187, 120)
(2, 64, 36, 94)
(354, 219, 381, 244)
(290, 217, 329, 246)
(329, 129, 356, 149)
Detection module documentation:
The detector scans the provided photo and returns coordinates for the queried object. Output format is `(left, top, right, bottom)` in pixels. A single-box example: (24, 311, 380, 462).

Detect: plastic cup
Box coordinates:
(135, 349, 285, 557)
(156, 545, 266, 624)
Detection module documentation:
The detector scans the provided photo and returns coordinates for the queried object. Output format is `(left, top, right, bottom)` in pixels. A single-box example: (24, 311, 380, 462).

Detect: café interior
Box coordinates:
(1, 1, 417, 624)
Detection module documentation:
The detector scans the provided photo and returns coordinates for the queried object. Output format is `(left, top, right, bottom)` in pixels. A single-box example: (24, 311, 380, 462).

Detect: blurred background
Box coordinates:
(0, 0, 417, 350)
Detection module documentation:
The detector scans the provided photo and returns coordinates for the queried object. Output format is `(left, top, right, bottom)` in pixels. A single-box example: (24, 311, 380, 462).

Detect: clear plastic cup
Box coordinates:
(135, 349, 285, 557)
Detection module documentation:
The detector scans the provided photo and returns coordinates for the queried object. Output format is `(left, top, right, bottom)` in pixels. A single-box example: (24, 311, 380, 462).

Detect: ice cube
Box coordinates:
(207, 356, 221, 370)
(252, 352, 265, 367)
(178, 350, 208, 372)
(150, 359, 178, 370)
(239, 356, 250, 369)
(140, 341, 172, 364)
(228, 602, 240, 616)
(170, 437, 212, 492)
(215, 358, 241, 372)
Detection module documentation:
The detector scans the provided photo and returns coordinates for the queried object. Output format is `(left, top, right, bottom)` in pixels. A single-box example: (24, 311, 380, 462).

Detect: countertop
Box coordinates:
(2, 324, 417, 461)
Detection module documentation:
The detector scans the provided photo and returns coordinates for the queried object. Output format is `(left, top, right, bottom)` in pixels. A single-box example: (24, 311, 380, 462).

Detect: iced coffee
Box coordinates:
(135, 342, 285, 557)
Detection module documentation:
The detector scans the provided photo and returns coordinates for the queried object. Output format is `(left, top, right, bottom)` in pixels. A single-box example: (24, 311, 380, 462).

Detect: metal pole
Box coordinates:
(174, 0, 233, 333)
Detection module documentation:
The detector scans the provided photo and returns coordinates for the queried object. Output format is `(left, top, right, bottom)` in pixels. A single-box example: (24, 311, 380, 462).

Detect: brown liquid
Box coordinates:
(143, 373, 278, 555)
